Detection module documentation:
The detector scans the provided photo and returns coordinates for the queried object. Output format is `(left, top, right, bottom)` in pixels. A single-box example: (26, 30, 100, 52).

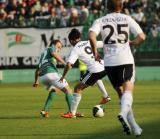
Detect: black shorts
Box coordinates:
(105, 64, 134, 88)
(80, 70, 107, 86)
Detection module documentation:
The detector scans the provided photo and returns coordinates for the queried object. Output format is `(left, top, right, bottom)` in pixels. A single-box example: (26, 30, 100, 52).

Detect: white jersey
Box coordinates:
(89, 12, 143, 66)
(67, 41, 104, 73)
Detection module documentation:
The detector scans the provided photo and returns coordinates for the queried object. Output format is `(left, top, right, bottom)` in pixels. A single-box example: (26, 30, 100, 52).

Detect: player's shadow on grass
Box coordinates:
(63, 119, 160, 139)
(0, 119, 159, 139)
(0, 116, 39, 119)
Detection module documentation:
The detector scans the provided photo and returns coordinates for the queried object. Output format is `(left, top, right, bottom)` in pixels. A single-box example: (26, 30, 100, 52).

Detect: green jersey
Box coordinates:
(38, 46, 58, 76)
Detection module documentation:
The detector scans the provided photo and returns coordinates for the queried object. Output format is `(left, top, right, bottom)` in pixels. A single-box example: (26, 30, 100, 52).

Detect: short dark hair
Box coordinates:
(68, 28, 81, 41)
(107, 0, 123, 12)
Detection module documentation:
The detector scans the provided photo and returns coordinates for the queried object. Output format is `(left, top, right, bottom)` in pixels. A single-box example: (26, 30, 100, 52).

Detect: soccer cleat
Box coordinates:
(40, 110, 49, 118)
(61, 112, 76, 118)
(118, 114, 131, 135)
(60, 112, 84, 118)
(133, 126, 143, 137)
(99, 96, 111, 104)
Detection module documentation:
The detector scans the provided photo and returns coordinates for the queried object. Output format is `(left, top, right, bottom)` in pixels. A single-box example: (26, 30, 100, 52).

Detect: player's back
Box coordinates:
(38, 47, 58, 76)
(91, 13, 137, 66)
(73, 41, 104, 73)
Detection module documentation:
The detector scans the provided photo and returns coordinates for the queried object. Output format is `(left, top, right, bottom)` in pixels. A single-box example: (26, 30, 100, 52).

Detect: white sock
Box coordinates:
(127, 108, 140, 129)
(71, 93, 81, 115)
(120, 91, 133, 117)
(96, 80, 109, 98)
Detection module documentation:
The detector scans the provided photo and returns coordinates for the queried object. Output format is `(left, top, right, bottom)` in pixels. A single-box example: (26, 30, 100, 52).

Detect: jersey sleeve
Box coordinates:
(128, 16, 143, 36)
(89, 19, 101, 36)
(67, 48, 79, 64)
(49, 46, 56, 54)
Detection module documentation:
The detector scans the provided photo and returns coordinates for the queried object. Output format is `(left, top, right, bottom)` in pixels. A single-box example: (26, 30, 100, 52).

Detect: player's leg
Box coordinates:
(62, 82, 88, 118)
(62, 71, 97, 118)
(41, 87, 57, 118)
(50, 73, 73, 113)
(39, 74, 58, 118)
(127, 108, 142, 136)
(119, 81, 134, 118)
(96, 80, 111, 104)
(60, 85, 73, 112)
(88, 70, 111, 104)
(120, 64, 142, 136)
(105, 65, 133, 135)
(71, 82, 88, 116)
(119, 64, 135, 127)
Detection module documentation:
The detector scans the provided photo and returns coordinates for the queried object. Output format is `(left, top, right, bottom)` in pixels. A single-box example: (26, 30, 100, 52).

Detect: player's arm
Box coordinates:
(60, 62, 73, 82)
(33, 68, 40, 87)
(89, 31, 98, 56)
(89, 19, 101, 61)
(130, 33, 146, 46)
(51, 52, 66, 66)
(59, 49, 78, 82)
(129, 16, 146, 46)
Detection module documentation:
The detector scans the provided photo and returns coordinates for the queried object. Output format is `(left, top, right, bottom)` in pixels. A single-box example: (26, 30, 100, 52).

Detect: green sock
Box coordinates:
(65, 93, 73, 112)
(44, 91, 56, 112)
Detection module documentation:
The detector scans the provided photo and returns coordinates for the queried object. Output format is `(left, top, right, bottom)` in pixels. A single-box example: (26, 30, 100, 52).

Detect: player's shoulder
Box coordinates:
(74, 41, 89, 49)
(103, 13, 131, 20)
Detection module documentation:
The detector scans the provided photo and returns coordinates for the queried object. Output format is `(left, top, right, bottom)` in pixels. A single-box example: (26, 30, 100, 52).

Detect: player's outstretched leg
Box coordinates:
(96, 80, 111, 104)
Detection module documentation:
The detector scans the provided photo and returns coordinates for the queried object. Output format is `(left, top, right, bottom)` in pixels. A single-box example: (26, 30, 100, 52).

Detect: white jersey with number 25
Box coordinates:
(89, 13, 143, 66)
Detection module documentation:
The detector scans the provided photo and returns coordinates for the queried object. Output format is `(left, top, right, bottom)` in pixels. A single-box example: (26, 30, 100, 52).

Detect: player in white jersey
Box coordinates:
(60, 28, 111, 118)
(89, 0, 145, 136)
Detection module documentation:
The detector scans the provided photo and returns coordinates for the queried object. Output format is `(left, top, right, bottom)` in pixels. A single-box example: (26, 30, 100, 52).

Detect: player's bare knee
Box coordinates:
(123, 81, 134, 91)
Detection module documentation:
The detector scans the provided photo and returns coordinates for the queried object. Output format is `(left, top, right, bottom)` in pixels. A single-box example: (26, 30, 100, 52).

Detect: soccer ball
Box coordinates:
(92, 105, 104, 118)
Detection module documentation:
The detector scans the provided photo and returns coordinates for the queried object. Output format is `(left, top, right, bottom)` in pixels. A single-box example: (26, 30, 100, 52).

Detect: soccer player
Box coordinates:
(33, 40, 73, 118)
(60, 28, 111, 118)
(89, 0, 146, 136)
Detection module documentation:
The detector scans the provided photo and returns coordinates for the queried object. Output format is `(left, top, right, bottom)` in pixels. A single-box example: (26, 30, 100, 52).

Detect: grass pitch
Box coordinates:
(0, 81, 160, 139)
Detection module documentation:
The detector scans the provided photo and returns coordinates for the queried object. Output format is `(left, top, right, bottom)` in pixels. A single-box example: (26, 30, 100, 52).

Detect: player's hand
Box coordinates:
(59, 77, 64, 83)
(33, 83, 39, 87)
(129, 41, 134, 46)
(95, 53, 101, 63)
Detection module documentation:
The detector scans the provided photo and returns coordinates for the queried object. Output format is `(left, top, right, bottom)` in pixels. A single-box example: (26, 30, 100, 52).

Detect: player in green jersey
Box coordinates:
(33, 40, 73, 118)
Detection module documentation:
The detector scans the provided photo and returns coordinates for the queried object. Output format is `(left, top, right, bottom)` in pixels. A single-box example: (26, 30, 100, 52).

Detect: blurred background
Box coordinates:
(0, 0, 160, 83)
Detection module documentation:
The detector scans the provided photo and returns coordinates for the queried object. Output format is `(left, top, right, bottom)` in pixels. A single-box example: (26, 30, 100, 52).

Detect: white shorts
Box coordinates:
(40, 73, 68, 91)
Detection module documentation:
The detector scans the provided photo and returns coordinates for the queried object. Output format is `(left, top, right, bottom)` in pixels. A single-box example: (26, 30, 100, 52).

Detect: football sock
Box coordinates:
(127, 108, 139, 129)
(65, 93, 73, 112)
(120, 91, 133, 117)
(44, 91, 56, 112)
(96, 80, 109, 98)
(71, 93, 81, 115)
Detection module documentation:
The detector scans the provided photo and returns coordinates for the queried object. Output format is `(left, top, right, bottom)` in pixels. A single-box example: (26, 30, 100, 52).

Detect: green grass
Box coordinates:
(0, 81, 160, 139)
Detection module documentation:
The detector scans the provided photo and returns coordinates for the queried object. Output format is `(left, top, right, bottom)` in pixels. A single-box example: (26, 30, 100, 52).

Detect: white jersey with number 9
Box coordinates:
(67, 41, 104, 73)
